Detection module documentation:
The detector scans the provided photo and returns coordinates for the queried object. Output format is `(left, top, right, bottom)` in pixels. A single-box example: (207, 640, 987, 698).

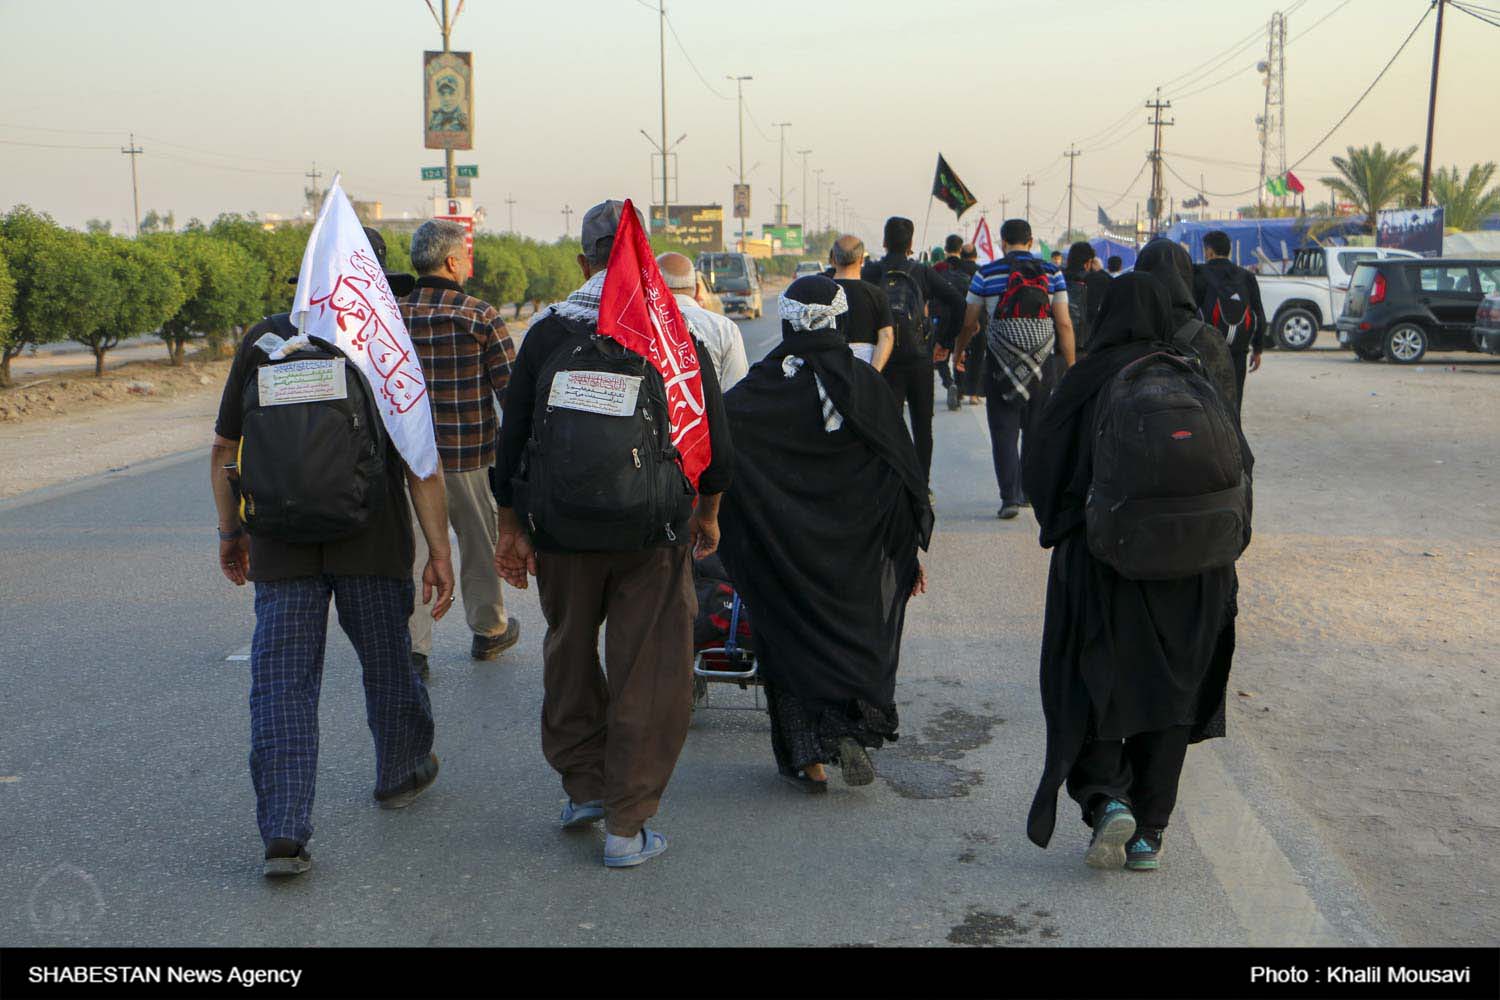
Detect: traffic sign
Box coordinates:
(421, 166, 447, 181)
(456, 165, 479, 178)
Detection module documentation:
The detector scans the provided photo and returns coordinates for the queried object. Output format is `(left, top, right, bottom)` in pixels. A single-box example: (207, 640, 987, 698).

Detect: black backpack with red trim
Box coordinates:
(1198, 265, 1257, 350)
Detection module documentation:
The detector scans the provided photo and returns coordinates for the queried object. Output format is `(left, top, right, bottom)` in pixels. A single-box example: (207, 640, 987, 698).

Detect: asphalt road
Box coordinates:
(0, 309, 1390, 948)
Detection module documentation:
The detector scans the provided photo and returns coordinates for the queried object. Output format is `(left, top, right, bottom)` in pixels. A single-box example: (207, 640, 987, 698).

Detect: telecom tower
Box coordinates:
(1256, 11, 1287, 210)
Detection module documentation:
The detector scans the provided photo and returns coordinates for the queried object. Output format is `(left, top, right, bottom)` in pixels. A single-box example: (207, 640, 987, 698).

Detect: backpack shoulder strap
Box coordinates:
(1170, 319, 1201, 355)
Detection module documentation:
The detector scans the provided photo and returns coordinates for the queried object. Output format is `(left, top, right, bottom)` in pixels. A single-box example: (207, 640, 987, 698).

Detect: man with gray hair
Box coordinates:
(829, 235, 894, 369)
(491, 199, 734, 868)
(401, 218, 520, 675)
(656, 252, 749, 388)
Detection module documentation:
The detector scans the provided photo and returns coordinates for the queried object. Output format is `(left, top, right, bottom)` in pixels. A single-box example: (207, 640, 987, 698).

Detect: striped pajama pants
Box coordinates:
(249, 575, 434, 846)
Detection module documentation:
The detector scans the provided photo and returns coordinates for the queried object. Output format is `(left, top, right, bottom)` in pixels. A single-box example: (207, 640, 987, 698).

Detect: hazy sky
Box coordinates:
(2, 0, 1494, 246)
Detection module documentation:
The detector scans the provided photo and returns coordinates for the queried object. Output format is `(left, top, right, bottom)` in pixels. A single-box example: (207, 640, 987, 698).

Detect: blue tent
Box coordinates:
(1161, 218, 1369, 266)
(1089, 237, 1138, 271)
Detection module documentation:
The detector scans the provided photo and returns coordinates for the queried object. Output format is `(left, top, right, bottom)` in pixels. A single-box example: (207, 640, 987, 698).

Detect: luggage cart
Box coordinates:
(691, 592, 765, 712)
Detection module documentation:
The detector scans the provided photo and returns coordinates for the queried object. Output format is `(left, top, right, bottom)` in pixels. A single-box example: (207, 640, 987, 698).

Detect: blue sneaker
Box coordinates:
(560, 799, 605, 830)
(1085, 798, 1136, 869)
(1125, 829, 1163, 871)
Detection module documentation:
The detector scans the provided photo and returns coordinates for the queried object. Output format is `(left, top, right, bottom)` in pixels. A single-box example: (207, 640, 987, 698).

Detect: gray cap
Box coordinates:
(580, 199, 645, 262)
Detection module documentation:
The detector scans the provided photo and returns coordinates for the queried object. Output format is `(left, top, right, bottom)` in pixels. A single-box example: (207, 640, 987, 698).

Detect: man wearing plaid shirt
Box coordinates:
(402, 220, 521, 672)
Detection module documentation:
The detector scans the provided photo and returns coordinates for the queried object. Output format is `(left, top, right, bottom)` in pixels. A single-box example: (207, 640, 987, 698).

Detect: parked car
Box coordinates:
(794, 260, 823, 278)
(1336, 257, 1500, 363)
(697, 251, 763, 318)
(1258, 246, 1419, 351)
(1473, 290, 1500, 355)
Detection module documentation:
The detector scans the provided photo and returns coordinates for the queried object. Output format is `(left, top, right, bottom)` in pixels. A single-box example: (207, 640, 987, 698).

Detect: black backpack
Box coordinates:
(510, 318, 695, 551)
(236, 314, 388, 544)
(1085, 349, 1251, 580)
(879, 260, 930, 360)
(1198, 265, 1257, 350)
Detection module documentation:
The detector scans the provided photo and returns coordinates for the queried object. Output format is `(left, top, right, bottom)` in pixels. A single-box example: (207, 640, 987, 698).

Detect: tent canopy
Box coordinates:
(1161, 218, 1369, 266)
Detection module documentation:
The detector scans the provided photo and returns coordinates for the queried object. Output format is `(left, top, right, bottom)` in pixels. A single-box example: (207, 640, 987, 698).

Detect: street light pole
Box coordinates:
(772, 122, 792, 227)
(813, 167, 824, 233)
(796, 148, 812, 238)
(727, 74, 752, 248)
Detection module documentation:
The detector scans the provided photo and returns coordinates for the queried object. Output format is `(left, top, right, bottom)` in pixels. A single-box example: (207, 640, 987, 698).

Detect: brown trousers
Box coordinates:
(536, 545, 696, 837)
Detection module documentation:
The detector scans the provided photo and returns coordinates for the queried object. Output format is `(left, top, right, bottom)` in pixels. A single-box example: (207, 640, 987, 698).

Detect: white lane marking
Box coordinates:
(0, 775, 19, 783)
(1179, 742, 1344, 945)
(225, 643, 251, 662)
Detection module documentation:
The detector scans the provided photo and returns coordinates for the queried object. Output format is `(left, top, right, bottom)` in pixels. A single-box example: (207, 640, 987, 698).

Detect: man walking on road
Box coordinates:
(401, 220, 521, 676)
(657, 251, 750, 388)
(1194, 229, 1265, 413)
(210, 230, 454, 877)
(933, 234, 979, 410)
(830, 235, 894, 370)
(955, 218, 1076, 520)
(862, 217, 966, 490)
(491, 200, 735, 869)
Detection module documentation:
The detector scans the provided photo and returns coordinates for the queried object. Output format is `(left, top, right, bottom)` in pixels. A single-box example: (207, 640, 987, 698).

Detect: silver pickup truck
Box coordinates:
(1259, 246, 1419, 350)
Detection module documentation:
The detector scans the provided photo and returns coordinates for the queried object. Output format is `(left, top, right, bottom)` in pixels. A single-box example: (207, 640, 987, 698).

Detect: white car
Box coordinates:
(1259, 246, 1420, 350)
(794, 260, 823, 278)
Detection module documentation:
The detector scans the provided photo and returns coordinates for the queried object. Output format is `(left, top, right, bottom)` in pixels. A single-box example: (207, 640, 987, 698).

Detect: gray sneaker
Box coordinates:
(998, 504, 1021, 520)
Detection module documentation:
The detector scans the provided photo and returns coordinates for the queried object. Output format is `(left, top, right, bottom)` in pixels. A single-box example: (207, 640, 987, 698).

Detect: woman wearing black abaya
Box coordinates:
(1133, 238, 1239, 415)
(718, 276, 934, 793)
(1022, 272, 1252, 871)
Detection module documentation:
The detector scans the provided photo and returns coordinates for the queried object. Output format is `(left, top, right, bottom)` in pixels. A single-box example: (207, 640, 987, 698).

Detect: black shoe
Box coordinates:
(471, 618, 521, 660)
(836, 737, 876, 786)
(946, 384, 961, 411)
(411, 652, 429, 680)
(997, 504, 1021, 520)
(263, 838, 311, 878)
(374, 752, 440, 809)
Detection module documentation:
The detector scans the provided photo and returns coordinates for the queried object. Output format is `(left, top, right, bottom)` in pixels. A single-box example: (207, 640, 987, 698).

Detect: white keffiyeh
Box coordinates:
(548, 269, 608, 325)
(781, 356, 842, 432)
(778, 285, 849, 331)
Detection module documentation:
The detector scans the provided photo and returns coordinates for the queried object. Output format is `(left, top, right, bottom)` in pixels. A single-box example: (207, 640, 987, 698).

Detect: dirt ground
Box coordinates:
(1, 330, 1495, 944)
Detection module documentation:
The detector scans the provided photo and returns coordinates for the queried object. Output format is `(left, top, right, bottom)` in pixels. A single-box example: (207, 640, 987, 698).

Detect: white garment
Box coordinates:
(849, 342, 876, 365)
(673, 293, 750, 388)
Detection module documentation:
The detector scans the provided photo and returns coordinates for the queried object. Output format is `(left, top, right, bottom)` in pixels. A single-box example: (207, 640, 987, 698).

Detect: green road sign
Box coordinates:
(421, 166, 447, 180)
(456, 165, 479, 178)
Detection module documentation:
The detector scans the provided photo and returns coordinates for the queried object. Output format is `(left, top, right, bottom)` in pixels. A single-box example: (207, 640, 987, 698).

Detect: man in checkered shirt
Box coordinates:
(401, 220, 521, 673)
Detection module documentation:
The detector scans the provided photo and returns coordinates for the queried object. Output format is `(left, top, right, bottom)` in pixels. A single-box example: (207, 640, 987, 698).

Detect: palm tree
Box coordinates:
(1430, 163, 1500, 232)
(1321, 143, 1419, 235)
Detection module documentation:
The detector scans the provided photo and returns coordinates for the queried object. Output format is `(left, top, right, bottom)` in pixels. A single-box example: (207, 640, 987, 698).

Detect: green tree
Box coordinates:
(0, 233, 15, 387)
(207, 214, 307, 314)
(85, 218, 113, 234)
(379, 228, 414, 275)
(1430, 162, 1500, 232)
(71, 234, 180, 376)
(139, 209, 177, 234)
(17, 227, 120, 377)
(1321, 143, 1419, 235)
(0, 207, 71, 386)
(470, 235, 527, 312)
(158, 235, 265, 363)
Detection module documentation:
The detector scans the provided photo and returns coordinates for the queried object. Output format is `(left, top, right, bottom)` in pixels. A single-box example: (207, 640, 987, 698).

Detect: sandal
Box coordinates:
(778, 767, 829, 794)
(603, 828, 669, 868)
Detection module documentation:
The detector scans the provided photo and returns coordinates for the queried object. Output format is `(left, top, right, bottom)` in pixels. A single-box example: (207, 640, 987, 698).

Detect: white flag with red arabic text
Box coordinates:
(288, 176, 439, 479)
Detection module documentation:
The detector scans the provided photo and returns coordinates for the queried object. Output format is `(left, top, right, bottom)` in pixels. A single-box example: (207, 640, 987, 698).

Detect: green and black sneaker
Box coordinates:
(1125, 828, 1163, 871)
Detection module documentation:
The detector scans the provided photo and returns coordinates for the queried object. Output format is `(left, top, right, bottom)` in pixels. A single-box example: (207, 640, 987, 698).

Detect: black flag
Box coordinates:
(932, 154, 977, 219)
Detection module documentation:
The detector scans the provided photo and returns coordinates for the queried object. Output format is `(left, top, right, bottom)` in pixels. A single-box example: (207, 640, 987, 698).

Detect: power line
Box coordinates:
(1450, 2, 1500, 28)
(0, 137, 117, 150)
(663, 13, 733, 99)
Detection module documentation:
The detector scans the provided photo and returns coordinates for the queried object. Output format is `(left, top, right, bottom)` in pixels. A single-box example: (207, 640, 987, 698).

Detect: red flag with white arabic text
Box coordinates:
(596, 199, 712, 490)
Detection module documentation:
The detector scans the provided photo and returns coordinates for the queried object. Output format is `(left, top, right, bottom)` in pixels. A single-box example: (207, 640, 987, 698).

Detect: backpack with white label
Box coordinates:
(236, 314, 388, 543)
(510, 316, 695, 551)
(1085, 347, 1251, 580)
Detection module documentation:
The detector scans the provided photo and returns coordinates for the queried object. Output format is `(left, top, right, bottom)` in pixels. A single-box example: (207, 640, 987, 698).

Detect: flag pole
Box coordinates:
(920, 195, 935, 260)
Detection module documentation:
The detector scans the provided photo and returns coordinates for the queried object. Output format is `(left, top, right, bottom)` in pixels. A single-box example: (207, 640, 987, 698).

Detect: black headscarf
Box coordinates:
(1134, 238, 1198, 325)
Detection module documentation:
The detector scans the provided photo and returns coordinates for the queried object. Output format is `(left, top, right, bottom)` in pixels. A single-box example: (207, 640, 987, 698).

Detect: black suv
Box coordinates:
(1338, 257, 1500, 363)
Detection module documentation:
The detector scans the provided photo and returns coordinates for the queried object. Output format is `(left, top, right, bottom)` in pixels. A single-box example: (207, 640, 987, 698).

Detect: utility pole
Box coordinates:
(813, 167, 825, 232)
(659, 0, 669, 227)
(999, 194, 1009, 220)
(432, 0, 466, 200)
(304, 161, 323, 217)
(120, 133, 143, 236)
(1021, 177, 1035, 220)
(1064, 146, 1081, 237)
(727, 74, 752, 247)
(772, 122, 792, 226)
(505, 193, 516, 233)
(796, 148, 812, 235)
(561, 203, 574, 238)
(1146, 88, 1174, 235)
(1420, 0, 1446, 206)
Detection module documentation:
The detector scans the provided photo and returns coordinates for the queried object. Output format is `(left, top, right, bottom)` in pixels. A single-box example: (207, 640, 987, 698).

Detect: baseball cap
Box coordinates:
(580, 200, 645, 263)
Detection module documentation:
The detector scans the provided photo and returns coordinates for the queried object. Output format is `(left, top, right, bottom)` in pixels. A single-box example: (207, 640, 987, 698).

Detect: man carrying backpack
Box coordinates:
(861, 217, 966, 490)
(209, 228, 455, 878)
(1194, 230, 1265, 413)
(490, 200, 734, 869)
(932, 234, 976, 411)
(953, 219, 1076, 520)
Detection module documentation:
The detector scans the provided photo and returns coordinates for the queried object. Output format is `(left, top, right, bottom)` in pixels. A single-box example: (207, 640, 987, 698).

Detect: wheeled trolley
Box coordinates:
(691, 592, 765, 712)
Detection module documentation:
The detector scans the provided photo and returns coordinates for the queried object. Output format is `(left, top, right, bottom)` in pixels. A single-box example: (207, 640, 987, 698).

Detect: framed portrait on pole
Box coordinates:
(423, 51, 474, 150)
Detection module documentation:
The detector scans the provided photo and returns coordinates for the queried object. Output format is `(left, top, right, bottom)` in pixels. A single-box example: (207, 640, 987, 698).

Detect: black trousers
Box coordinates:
(1230, 348, 1249, 415)
(1066, 725, 1192, 832)
(934, 354, 954, 389)
(882, 360, 934, 483)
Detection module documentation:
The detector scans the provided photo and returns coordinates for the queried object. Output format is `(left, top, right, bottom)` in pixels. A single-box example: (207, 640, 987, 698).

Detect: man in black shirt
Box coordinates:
(209, 228, 455, 878)
(829, 234, 894, 369)
(491, 200, 734, 869)
(933, 235, 980, 409)
(1194, 229, 1266, 412)
(861, 216, 966, 489)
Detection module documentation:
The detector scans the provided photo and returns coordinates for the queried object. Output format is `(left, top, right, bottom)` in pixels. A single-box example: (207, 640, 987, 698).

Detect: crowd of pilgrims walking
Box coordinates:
(211, 198, 1260, 877)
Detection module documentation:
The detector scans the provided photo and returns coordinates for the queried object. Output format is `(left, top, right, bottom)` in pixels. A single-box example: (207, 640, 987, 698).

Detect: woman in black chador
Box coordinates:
(718, 276, 933, 793)
(1023, 272, 1251, 870)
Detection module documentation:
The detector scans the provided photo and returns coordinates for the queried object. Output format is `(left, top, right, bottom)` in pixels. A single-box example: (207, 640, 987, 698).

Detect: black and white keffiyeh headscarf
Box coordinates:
(779, 277, 850, 432)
